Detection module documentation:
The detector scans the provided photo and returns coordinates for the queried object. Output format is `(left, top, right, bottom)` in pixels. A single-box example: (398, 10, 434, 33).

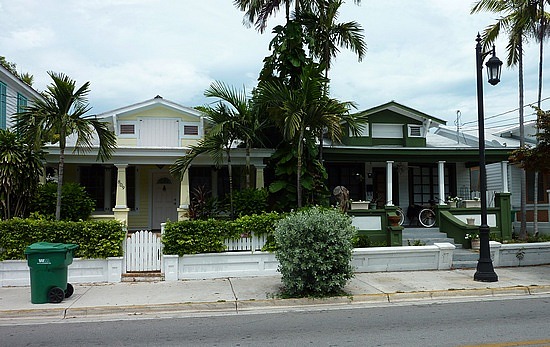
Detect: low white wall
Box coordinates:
(162, 243, 456, 281)
(0, 257, 123, 287)
(496, 242, 550, 267)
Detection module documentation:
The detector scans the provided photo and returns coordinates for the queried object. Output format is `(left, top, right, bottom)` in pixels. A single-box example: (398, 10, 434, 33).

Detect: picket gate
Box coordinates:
(125, 230, 162, 272)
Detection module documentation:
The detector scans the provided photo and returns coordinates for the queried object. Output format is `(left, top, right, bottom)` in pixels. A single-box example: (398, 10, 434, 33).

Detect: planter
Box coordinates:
(471, 238, 480, 250)
(388, 215, 401, 226)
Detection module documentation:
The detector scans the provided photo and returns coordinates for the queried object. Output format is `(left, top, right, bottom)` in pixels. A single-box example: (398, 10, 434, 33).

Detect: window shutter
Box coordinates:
(409, 125, 422, 137)
(120, 124, 135, 135)
(183, 125, 199, 136)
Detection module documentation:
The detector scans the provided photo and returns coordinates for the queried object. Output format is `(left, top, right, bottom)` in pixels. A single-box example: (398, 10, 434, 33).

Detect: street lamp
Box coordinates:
(474, 33, 502, 282)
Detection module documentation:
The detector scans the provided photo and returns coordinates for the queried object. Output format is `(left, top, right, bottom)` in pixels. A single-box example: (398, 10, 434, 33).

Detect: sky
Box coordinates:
(1, 0, 549, 130)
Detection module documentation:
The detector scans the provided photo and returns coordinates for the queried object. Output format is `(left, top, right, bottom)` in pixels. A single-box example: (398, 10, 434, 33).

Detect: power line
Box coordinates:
(462, 95, 550, 126)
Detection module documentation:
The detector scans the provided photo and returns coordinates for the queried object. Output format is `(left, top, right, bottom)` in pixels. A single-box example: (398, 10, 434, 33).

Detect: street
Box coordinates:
(1, 296, 550, 346)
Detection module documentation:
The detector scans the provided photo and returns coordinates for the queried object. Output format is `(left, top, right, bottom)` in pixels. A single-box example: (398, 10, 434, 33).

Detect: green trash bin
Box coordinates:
(25, 242, 79, 304)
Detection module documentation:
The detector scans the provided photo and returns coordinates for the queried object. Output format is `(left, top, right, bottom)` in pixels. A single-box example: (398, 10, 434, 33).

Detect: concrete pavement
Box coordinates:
(2, 265, 550, 322)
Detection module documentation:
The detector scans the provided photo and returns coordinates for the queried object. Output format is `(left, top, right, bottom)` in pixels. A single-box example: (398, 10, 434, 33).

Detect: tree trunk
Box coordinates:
(519, 42, 527, 239)
(227, 148, 234, 219)
(56, 145, 65, 221)
(534, 3, 545, 236)
(296, 128, 305, 208)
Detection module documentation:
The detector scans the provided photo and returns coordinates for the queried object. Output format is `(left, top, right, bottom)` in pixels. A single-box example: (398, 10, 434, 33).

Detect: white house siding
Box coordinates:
(455, 163, 470, 199)
(4, 85, 17, 129)
(508, 166, 522, 210)
(486, 162, 511, 207)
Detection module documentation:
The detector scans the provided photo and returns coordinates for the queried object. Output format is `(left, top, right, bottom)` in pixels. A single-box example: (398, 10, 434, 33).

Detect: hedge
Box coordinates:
(162, 212, 284, 256)
(0, 218, 126, 260)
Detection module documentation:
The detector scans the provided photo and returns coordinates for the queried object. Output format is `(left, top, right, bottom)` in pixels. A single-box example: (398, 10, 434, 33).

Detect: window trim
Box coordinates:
(118, 121, 137, 138)
(0, 81, 6, 129)
(408, 124, 423, 138)
(180, 122, 201, 139)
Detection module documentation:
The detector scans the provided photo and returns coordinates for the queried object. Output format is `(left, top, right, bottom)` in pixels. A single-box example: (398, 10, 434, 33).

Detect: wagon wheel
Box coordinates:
(65, 283, 74, 298)
(48, 287, 65, 303)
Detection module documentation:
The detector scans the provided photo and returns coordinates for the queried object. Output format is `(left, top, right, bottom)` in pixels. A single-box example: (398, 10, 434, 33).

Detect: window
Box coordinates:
(183, 124, 199, 136)
(372, 124, 403, 139)
(349, 123, 369, 137)
(0, 82, 6, 129)
(527, 170, 550, 203)
(409, 165, 452, 205)
(408, 125, 422, 137)
(80, 165, 136, 211)
(118, 122, 136, 137)
(120, 124, 135, 135)
(17, 93, 27, 113)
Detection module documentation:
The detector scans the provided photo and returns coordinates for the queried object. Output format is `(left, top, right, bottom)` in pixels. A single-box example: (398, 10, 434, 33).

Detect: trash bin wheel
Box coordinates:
(48, 287, 65, 303)
(65, 283, 74, 298)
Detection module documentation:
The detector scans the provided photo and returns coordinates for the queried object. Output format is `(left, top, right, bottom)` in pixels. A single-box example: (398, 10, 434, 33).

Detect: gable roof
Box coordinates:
(95, 95, 203, 120)
(357, 100, 447, 127)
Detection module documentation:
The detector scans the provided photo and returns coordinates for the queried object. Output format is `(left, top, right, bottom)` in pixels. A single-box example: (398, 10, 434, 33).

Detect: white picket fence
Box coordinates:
(125, 230, 162, 272)
(224, 232, 268, 252)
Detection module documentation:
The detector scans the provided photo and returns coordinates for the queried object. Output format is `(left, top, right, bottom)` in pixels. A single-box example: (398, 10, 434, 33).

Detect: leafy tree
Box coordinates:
(510, 108, 550, 171)
(471, 0, 541, 239)
(255, 64, 363, 207)
(0, 129, 44, 219)
(30, 182, 95, 221)
(14, 72, 116, 220)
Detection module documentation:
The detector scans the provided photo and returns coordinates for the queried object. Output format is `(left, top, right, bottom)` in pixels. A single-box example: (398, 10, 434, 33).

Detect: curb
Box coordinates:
(2, 285, 550, 320)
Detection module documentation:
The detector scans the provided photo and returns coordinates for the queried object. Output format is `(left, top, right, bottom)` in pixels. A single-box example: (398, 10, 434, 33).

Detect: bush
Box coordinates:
(0, 218, 125, 260)
(162, 212, 284, 256)
(231, 188, 268, 217)
(274, 207, 356, 297)
(30, 182, 95, 221)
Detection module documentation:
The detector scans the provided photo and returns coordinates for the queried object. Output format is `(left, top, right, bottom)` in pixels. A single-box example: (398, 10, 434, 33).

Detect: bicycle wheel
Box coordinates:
(419, 208, 436, 227)
(396, 208, 405, 226)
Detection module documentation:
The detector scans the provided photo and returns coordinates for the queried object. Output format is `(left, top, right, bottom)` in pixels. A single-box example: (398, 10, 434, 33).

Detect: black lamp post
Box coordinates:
(474, 33, 502, 282)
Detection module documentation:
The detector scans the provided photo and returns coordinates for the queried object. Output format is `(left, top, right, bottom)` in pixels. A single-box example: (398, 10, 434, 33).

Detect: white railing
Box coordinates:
(224, 232, 268, 252)
(125, 230, 162, 272)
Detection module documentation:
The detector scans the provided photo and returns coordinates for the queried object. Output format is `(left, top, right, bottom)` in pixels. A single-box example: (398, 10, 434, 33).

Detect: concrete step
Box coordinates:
(402, 227, 455, 246)
(452, 249, 480, 269)
(122, 272, 164, 282)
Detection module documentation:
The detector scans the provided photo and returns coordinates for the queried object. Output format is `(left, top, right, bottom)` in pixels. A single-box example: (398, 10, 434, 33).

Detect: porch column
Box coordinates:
(438, 161, 446, 205)
(501, 161, 509, 193)
(255, 164, 266, 189)
(386, 161, 393, 206)
(113, 164, 130, 224)
(177, 170, 190, 221)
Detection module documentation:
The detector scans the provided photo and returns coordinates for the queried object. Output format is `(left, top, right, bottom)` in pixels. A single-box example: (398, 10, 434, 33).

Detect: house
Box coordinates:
(323, 101, 515, 222)
(41, 96, 273, 230)
(0, 64, 43, 130)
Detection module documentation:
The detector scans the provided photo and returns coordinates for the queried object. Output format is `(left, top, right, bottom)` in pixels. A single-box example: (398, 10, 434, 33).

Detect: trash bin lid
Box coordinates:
(24, 242, 79, 255)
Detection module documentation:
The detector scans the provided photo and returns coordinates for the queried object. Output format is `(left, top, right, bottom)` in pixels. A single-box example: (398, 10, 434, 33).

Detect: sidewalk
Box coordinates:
(2, 265, 550, 322)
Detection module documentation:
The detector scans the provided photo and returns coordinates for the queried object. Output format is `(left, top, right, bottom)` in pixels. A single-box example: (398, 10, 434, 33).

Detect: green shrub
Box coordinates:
(30, 182, 95, 221)
(0, 218, 125, 260)
(274, 207, 355, 297)
(162, 212, 284, 256)
(231, 188, 268, 217)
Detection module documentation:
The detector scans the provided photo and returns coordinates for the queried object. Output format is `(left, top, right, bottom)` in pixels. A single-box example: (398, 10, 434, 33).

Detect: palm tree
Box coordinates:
(234, 0, 362, 33)
(204, 81, 266, 189)
(14, 72, 116, 220)
(172, 82, 262, 217)
(471, 0, 539, 239)
(255, 64, 364, 207)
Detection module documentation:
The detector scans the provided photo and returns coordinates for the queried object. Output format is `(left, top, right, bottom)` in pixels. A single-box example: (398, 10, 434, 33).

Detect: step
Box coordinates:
(122, 272, 165, 282)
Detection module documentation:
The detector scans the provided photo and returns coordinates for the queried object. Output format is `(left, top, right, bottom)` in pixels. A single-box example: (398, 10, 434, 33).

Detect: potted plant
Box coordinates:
(465, 231, 480, 250)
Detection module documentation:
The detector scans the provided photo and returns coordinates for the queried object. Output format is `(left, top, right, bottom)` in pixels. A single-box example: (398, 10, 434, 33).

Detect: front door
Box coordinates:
(152, 173, 178, 230)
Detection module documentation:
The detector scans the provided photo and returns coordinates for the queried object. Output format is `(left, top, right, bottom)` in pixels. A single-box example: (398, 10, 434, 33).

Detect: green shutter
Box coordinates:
(17, 93, 27, 113)
(0, 82, 6, 129)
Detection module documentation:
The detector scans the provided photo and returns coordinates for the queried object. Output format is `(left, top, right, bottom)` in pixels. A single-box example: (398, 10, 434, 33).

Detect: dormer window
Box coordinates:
(408, 125, 423, 137)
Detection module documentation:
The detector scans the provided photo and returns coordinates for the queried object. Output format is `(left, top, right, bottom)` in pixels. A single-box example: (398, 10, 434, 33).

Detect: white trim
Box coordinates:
(180, 121, 201, 139)
(118, 121, 137, 138)
(407, 124, 424, 137)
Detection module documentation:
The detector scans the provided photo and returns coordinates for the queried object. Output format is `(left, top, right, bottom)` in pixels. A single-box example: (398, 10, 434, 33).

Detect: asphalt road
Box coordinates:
(2, 296, 550, 346)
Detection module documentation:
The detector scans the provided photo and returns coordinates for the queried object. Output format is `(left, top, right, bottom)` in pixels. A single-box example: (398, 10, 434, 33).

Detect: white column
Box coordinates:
(113, 164, 130, 224)
(501, 161, 509, 193)
(438, 161, 446, 205)
(114, 164, 128, 208)
(177, 170, 190, 221)
(386, 161, 393, 206)
(255, 165, 266, 189)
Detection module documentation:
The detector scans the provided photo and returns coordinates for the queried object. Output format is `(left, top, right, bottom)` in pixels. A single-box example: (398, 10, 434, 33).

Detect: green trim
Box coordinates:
(324, 147, 511, 163)
(355, 101, 447, 125)
(0, 81, 6, 129)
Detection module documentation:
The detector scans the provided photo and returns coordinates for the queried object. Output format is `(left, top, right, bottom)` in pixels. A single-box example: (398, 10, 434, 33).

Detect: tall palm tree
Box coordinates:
(14, 72, 116, 220)
(234, 0, 362, 33)
(471, 0, 539, 239)
(255, 64, 364, 207)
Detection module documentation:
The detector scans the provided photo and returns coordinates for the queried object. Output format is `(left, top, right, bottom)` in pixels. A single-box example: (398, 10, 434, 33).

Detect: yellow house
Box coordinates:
(44, 96, 272, 230)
